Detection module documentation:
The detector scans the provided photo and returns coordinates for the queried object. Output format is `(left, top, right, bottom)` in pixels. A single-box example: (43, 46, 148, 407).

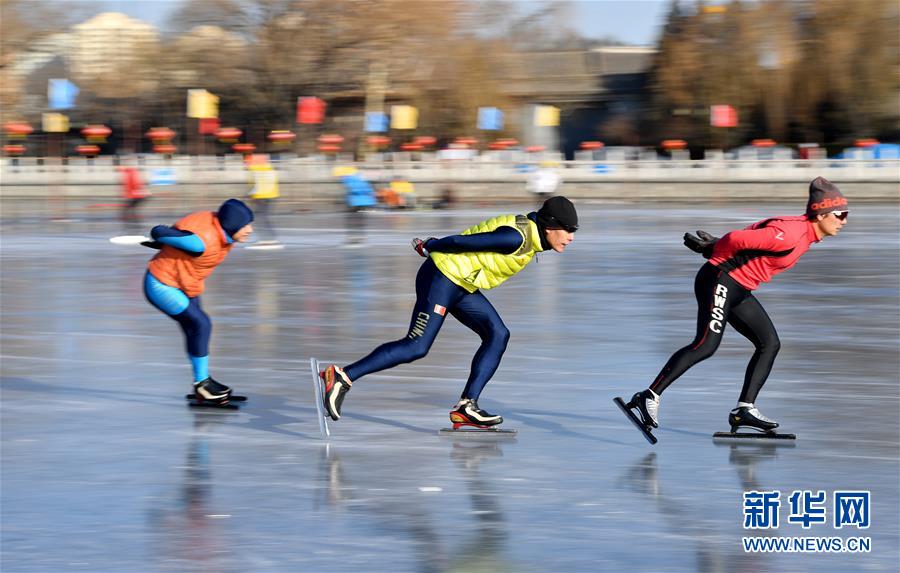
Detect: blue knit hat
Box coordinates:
(217, 198, 254, 237)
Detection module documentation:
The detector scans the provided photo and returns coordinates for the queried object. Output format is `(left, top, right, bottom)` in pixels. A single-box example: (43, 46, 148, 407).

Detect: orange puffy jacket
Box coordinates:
(147, 211, 233, 297)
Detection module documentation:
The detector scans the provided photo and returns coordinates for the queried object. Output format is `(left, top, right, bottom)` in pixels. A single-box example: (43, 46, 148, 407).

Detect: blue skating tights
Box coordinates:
(344, 259, 510, 400)
(143, 271, 211, 382)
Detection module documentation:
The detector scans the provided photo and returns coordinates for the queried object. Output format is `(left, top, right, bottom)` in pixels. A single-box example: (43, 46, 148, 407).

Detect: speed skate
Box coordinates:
(309, 357, 331, 438)
(713, 430, 796, 442)
(439, 426, 517, 438)
(613, 396, 658, 445)
(185, 393, 247, 410)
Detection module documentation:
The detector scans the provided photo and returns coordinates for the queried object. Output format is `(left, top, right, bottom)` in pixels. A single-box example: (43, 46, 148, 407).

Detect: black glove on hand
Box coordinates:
(412, 237, 436, 257)
(150, 225, 170, 239)
(683, 229, 719, 258)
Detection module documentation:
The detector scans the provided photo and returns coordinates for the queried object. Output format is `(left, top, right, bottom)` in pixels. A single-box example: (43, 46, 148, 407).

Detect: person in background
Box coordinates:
(245, 154, 280, 246)
(120, 165, 149, 233)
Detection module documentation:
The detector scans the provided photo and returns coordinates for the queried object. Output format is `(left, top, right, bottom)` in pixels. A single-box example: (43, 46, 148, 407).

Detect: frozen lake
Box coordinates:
(2, 202, 898, 572)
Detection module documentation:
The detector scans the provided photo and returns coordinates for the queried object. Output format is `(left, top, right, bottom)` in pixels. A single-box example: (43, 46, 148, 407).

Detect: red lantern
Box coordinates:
(4, 122, 33, 138)
(232, 143, 256, 154)
(215, 127, 242, 142)
(488, 141, 506, 150)
(318, 144, 341, 153)
(580, 141, 604, 150)
(498, 138, 518, 147)
(751, 139, 776, 148)
(413, 135, 436, 147)
(855, 138, 879, 148)
(400, 142, 423, 151)
(81, 124, 111, 143)
(525, 145, 545, 153)
(367, 135, 390, 148)
(267, 130, 296, 144)
(317, 134, 344, 146)
(146, 127, 176, 143)
(3, 144, 26, 156)
(153, 144, 177, 155)
(76, 144, 101, 157)
(661, 139, 688, 150)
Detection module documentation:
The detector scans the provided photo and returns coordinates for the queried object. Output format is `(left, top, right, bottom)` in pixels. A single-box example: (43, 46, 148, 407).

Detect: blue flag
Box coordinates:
(477, 107, 503, 131)
(49, 79, 79, 110)
(365, 112, 388, 133)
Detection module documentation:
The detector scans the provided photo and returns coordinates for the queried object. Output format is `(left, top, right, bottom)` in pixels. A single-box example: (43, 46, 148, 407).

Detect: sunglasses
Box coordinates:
(829, 210, 849, 221)
(546, 217, 578, 233)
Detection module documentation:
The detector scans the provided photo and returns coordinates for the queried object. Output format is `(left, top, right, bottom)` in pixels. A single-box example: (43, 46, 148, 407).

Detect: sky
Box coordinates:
(60, 0, 670, 46)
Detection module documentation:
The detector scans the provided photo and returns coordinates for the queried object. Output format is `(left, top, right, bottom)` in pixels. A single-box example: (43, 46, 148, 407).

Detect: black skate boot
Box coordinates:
(320, 365, 352, 421)
(614, 389, 660, 444)
(729, 405, 779, 433)
(630, 389, 660, 428)
(449, 398, 503, 429)
(191, 377, 232, 405)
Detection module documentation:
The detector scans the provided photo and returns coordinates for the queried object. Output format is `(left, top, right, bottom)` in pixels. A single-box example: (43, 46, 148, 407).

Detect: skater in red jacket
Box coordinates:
(618, 177, 848, 441)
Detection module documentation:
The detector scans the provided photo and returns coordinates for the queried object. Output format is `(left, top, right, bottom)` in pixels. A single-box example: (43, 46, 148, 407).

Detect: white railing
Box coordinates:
(1, 154, 899, 185)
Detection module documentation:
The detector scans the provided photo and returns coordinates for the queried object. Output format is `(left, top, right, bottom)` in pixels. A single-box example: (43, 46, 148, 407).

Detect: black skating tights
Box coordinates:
(649, 263, 780, 403)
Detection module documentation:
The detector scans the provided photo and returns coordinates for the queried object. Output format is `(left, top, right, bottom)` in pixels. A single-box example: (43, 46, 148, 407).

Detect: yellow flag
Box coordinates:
(534, 105, 560, 127)
(187, 89, 219, 119)
(390, 105, 418, 130)
(42, 113, 69, 133)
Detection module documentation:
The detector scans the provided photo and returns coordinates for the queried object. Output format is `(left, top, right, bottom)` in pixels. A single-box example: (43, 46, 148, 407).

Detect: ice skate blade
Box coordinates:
(185, 394, 247, 402)
(309, 357, 331, 438)
(246, 243, 284, 250)
(439, 427, 517, 438)
(109, 235, 151, 245)
(613, 397, 657, 445)
(713, 431, 796, 442)
(188, 401, 241, 410)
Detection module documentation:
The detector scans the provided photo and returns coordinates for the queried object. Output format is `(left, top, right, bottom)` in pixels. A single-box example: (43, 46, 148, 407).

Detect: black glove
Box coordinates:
(412, 237, 436, 257)
(683, 229, 719, 258)
(150, 225, 170, 240)
(141, 240, 163, 249)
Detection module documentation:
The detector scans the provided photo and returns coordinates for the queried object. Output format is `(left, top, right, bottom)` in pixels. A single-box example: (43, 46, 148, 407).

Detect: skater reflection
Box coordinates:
(617, 453, 776, 573)
(316, 447, 446, 573)
(146, 417, 237, 572)
(723, 443, 781, 491)
(446, 441, 514, 573)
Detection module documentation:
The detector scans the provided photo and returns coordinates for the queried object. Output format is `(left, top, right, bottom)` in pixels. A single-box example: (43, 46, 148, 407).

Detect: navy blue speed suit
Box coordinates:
(344, 225, 525, 400)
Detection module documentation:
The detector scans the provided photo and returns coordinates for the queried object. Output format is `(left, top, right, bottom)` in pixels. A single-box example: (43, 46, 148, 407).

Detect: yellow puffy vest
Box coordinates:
(431, 214, 544, 293)
(248, 163, 279, 199)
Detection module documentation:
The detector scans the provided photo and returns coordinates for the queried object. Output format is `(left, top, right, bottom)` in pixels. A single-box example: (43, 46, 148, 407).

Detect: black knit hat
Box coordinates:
(217, 198, 254, 237)
(806, 177, 848, 217)
(537, 196, 578, 232)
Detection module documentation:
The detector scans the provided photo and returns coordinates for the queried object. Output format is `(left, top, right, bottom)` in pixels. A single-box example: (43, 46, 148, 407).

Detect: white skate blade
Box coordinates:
(246, 243, 285, 250)
(109, 235, 151, 245)
(309, 357, 330, 438)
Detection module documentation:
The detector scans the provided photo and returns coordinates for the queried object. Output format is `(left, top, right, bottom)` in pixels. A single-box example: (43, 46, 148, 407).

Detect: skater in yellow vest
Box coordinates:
(246, 154, 280, 246)
(320, 196, 578, 428)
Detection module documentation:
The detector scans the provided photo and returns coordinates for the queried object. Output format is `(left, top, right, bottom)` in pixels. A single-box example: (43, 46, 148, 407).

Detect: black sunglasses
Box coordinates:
(829, 210, 849, 221)
(547, 217, 578, 233)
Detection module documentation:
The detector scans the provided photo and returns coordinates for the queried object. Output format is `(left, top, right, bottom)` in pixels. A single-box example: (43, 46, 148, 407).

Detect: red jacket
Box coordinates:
(121, 167, 147, 200)
(708, 215, 820, 291)
(147, 211, 233, 297)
